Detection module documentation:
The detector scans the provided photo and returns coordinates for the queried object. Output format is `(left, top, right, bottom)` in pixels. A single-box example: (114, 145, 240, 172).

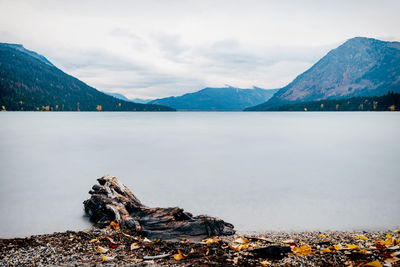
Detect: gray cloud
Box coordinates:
(1, 0, 399, 98)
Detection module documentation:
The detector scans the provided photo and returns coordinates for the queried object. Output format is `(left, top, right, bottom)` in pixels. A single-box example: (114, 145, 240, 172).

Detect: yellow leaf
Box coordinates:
(97, 245, 109, 253)
(233, 237, 247, 244)
(386, 234, 393, 239)
(239, 244, 249, 251)
(260, 260, 271, 266)
(110, 221, 120, 230)
(357, 249, 368, 254)
(102, 255, 115, 261)
(322, 248, 332, 253)
(345, 244, 359, 250)
(362, 260, 383, 267)
(355, 234, 368, 240)
(90, 238, 99, 243)
(334, 244, 342, 250)
(173, 249, 183, 260)
(202, 236, 219, 244)
(292, 245, 312, 256)
(318, 234, 326, 238)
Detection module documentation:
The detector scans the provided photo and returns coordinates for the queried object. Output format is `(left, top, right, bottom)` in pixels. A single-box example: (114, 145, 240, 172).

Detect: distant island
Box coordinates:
(1, 37, 399, 112)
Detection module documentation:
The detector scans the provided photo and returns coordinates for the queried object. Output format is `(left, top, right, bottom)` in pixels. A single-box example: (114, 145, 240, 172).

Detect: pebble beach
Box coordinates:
(1, 227, 399, 266)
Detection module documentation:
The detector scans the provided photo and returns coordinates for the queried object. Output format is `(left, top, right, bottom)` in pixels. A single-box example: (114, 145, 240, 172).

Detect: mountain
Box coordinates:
(103, 92, 131, 101)
(149, 87, 279, 111)
(131, 98, 152, 104)
(247, 37, 400, 111)
(0, 43, 174, 111)
(103, 92, 152, 104)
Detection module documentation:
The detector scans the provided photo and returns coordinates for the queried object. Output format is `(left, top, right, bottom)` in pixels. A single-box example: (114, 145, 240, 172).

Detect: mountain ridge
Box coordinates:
(0, 43, 174, 111)
(249, 37, 400, 111)
(149, 87, 279, 111)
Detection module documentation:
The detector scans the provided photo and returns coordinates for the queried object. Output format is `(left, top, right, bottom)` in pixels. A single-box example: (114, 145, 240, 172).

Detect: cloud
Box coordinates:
(1, 0, 399, 98)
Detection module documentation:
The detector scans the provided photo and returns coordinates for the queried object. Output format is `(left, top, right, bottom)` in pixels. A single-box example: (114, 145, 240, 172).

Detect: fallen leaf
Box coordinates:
(357, 249, 368, 254)
(173, 249, 184, 260)
(355, 234, 368, 240)
(97, 245, 109, 253)
(322, 248, 332, 253)
(130, 243, 140, 250)
(260, 259, 271, 266)
(110, 221, 120, 230)
(392, 251, 400, 257)
(318, 234, 326, 238)
(345, 244, 359, 250)
(292, 245, 312, 256)
(202, 236, 219, 244)
(105, 236, 118, 248)
(233, 237, 243, 244)
(102, 255, 115, 261)
(143, 237, 152, 243)
(90, 238, 99, 243)
(362, 260, 383, 267)
(334, 244, 342, 250)
(384, 257, 400, 264)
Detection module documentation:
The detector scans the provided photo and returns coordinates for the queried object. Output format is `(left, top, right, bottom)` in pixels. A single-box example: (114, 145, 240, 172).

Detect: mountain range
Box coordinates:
(0, 43, 173, 111)
(103, 92, 151, 104)
(247, 37, 400, 111)
(1, 37, 399, 112)
(149, 87, 279, 111)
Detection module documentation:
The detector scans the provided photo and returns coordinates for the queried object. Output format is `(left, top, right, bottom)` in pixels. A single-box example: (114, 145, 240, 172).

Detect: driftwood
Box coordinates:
(83, 175, 235, 240)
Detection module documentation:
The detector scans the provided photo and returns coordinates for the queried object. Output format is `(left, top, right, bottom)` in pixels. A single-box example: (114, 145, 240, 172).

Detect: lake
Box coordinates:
(0, 112, 399, 238)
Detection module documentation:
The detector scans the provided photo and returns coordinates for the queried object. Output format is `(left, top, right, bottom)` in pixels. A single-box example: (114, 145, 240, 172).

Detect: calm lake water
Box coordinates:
(0, 112, 399, 238)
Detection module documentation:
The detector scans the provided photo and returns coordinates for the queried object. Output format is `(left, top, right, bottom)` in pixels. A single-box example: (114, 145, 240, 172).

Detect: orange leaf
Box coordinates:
(362, 260, 383, 267)
(110, 221, 120, 230)
(322, 248, 332, 253)
(173, 249, 184, 260)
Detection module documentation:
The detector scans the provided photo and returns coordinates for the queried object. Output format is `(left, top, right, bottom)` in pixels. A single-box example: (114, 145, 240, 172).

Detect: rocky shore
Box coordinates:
(1, 227, 399, 266)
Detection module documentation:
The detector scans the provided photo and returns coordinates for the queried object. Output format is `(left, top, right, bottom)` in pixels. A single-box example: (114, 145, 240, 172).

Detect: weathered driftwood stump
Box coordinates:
(83, 175, 235, 240)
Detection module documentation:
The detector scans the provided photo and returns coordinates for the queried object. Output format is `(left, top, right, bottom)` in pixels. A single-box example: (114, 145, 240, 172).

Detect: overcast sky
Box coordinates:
(1, 0, 399, 99)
